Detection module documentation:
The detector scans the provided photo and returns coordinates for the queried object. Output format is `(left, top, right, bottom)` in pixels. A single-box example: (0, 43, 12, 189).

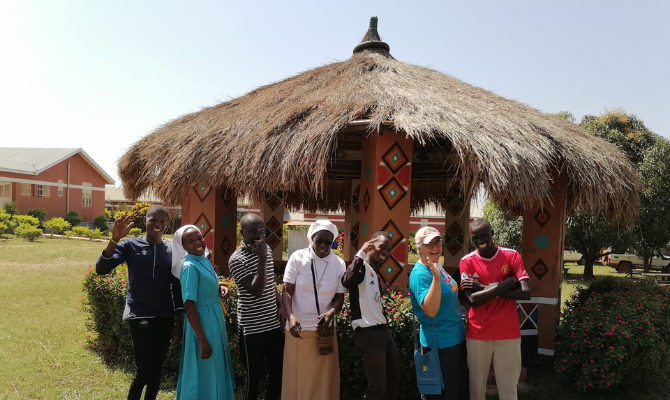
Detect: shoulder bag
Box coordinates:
(311, 259, 335, 355)
(413, 316, 443, 395)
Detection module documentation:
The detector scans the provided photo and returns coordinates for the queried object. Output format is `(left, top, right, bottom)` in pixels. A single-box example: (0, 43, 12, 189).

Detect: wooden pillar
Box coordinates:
(358, 127, 412, 288)
(181, 184, 238, 276)
(520, 180, 566, 369)
(260, 190, 284, 272)
(442, 178, 470, 275)
(343, 179, 361, 261)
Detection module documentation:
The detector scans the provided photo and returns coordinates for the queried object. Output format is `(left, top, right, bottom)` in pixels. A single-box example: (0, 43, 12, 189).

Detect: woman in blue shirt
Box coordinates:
(409, 226, 469, 400)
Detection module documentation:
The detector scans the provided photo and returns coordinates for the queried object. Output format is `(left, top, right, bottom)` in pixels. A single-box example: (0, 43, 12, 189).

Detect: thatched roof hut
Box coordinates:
(119, 17, 640, 223)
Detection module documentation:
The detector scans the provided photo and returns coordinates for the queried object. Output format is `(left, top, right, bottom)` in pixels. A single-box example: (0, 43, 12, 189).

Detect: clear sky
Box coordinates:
(1, 0, 668, 185)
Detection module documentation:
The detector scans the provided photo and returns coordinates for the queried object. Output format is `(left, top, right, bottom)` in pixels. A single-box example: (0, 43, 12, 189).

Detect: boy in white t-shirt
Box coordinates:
(342, 231, 399, 400)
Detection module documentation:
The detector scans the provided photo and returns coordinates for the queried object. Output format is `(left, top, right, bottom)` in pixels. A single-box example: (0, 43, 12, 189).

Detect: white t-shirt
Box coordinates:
(351, 250, 388, 329)
(283, 247, 346, 331)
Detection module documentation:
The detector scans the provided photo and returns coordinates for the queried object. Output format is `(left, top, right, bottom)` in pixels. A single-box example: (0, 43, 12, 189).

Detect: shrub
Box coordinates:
(0, 222, 9, 238)
(129, 227, 142, 237)
(66, 226, 93, 238)
(13, 214, 40, 227)
(82, 270, 421, 398)
(14, 223, 42, 241)
(27, 208, 48, 221)
(555, 277, 670, 392)
(65, 211, 83, 227)
(3, 201, 17, 215)
(128, 202, 154, 232)
(0, 210, 16, 235)
(44, 217, 71, 235)
(94, 211, 111, 231)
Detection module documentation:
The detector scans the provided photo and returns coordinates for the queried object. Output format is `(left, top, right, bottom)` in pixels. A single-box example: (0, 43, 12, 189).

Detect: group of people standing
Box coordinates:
(96, 205, 531, 400)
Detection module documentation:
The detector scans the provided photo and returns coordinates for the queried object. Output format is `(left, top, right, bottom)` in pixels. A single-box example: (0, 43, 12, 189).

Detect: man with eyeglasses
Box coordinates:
(459, 218, 531, 400)
(228, 213, 285, 400)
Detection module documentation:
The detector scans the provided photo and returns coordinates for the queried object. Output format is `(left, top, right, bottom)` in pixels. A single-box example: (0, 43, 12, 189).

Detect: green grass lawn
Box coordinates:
(0, 238, 176, 400)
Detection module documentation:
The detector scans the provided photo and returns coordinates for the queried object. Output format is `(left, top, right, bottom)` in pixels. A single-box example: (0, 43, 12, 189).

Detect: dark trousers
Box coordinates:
(422, 341, 469, 400)
(354, 326, 399, 400)
(240, 328, 285, 400)
(127, 317, 174, 400)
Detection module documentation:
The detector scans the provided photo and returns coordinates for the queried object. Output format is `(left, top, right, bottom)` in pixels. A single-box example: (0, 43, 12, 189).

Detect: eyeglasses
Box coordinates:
(424, 240, 444, 249)
(314, 238, 333, 246)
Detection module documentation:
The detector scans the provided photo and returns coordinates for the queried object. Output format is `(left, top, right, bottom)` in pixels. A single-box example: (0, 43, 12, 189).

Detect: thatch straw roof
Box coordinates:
(119, 17, 640, 224)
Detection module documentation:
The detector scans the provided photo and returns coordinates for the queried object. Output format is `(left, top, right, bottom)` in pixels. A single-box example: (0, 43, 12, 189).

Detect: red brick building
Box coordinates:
(0, 148, 114, 221)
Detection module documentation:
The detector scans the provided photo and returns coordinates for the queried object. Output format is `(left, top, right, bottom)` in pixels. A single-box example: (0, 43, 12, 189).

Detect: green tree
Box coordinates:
(566, 110, 670, 274)
(632, 138, 670, 272)
(27, 208, 48, 222)
(564, 211, 631, 277)
(481, 199, 522, 252)
(44, 217, 71, 236)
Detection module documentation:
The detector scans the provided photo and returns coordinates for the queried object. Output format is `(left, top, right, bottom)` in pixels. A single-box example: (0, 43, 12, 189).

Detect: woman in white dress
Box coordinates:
(281, 220, 346, 400)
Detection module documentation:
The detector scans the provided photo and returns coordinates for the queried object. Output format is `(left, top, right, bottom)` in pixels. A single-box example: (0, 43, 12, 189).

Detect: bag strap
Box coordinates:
(310, 259, 321, 316)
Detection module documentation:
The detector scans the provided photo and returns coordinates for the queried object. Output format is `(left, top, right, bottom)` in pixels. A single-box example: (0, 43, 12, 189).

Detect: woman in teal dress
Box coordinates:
(173, 225, 235, 400)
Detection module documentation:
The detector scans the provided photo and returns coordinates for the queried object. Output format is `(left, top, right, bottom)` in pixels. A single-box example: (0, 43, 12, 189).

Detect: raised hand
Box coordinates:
(361, 237, 380, 253)
(111, 214, 134, 241)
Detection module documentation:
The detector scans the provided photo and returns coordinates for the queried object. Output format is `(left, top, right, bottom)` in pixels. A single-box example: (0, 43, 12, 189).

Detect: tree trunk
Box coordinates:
(643, 249, 652, 273)
(583, 257, 595, 279)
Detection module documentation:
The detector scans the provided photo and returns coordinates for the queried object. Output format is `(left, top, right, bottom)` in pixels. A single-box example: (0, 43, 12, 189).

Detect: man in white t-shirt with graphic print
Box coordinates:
(342, 231, 399, 400)
(228, 213, 284, 400)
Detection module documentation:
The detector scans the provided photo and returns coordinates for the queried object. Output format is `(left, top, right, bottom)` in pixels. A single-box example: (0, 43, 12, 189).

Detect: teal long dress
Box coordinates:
(177, 254, 235, 400)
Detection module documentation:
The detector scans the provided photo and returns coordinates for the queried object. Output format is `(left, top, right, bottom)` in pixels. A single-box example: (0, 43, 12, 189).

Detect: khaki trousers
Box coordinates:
(466, 338, 521, 400)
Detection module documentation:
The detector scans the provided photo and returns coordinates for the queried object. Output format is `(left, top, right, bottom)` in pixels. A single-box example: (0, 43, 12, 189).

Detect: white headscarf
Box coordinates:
(307, 219, 339, 242)
(171, 224, 200, 278)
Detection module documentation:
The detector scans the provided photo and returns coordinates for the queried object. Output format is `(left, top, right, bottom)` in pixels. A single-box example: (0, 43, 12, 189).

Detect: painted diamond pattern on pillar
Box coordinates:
(222, 190, 233, 207)
(265, 236, 281, 250)
(194, 185, 212, 203)
(444, 222, 464, 256)
(363, 188, 371, 212)
(446, 241, 462, 257)
(378, 177, 407, 210)
(265, 192, 282, 211)
(352, 184, 360, 214)
(530, 258, 548, 280)
(446, 183, 465, 216)
(381, 142, 410, 174)
(264, 216, 282, 250)
(219, 235, 232, 256)
(193, 213, 212, 237)
(517, 303, 539, 330)
(381, 219, 405, 248)
(350, 222, 360, 251)
(377, 255, 404, 285)
(533, 208, 551, 228)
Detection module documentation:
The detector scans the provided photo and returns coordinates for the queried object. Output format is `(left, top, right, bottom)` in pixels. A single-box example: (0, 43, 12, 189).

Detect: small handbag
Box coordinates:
(311, 260, 335, 355)
(413, 317, 443, 395)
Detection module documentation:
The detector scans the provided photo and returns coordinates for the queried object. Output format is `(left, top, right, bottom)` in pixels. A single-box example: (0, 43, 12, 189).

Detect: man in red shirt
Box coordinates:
(460, 218, 532, 400)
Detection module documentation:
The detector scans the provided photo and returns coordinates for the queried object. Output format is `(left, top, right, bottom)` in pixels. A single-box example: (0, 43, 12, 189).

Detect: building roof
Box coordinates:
(118, 17, 640, 224)
(0, 148, 115, 184)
